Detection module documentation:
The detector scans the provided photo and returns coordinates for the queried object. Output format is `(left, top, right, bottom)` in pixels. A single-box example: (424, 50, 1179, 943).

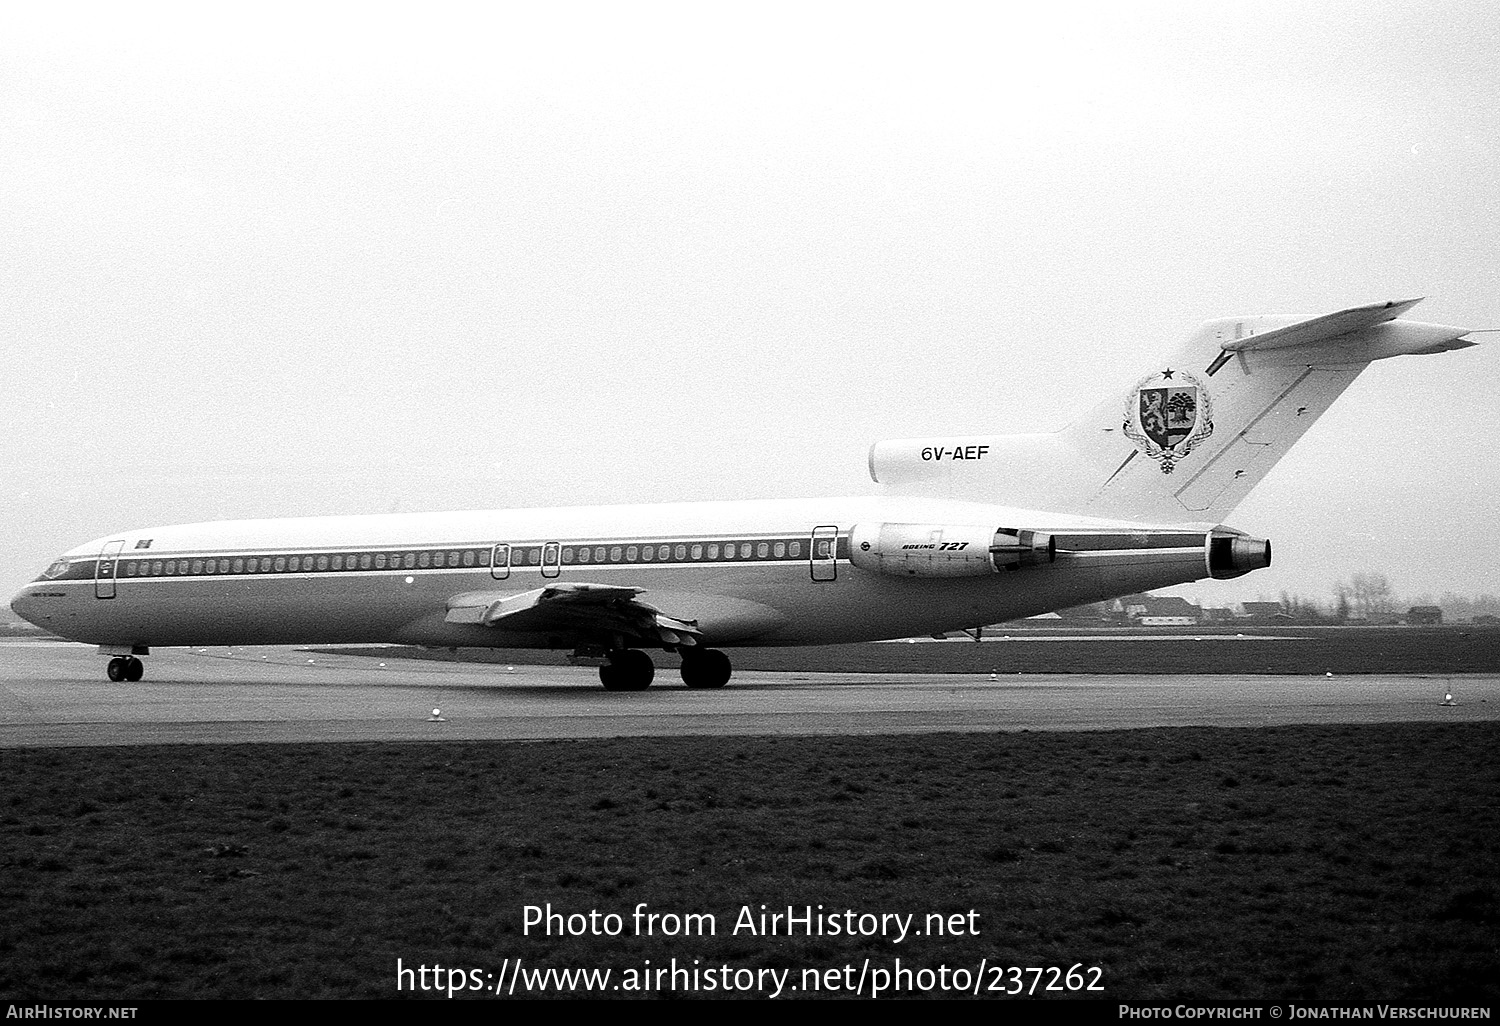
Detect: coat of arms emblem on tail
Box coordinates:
(1122, 369, 1214, 474)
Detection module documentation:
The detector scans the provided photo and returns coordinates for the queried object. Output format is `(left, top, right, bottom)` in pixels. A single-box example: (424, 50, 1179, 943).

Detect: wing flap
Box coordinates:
(1221, 298, 1424, 353)
(445, 583, 702, 646)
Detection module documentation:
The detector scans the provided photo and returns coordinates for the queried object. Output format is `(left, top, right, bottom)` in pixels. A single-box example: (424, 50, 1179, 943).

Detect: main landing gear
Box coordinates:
(106, 656, 144, 682)
(599, 649, 655, 692)
(595, 648, 734, 691)
(679, 648, 732, 689)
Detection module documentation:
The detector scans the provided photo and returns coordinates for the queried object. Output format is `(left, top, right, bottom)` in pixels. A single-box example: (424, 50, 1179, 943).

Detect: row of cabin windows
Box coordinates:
(114, 538, 822, 578)
(551, 540, 802, 564)
(123, 549, 489, 578)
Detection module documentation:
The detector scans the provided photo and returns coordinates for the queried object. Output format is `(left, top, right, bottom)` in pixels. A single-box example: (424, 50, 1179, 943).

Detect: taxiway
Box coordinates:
(0, 640, 1494, 748)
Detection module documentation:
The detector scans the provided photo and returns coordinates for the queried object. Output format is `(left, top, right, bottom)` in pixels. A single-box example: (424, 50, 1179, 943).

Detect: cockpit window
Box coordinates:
(33, 557, 97, 582)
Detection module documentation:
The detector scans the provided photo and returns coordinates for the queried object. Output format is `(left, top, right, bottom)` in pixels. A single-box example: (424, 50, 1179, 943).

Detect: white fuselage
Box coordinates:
(11, 494, 1222, 651)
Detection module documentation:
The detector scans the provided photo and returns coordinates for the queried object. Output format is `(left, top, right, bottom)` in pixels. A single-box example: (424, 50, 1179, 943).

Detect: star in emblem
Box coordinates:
(1161, 368, 1175, 379)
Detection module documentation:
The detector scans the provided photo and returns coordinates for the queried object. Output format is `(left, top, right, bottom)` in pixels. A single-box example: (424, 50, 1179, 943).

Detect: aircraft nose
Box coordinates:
(10, 588, 40, 628)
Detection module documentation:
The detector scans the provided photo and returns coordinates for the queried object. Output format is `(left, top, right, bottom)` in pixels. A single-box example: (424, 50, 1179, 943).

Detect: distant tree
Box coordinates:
(1279, 591, 1326, 623)
(1332, 581, 1353, 622)
(1338, 572, 1396, 619)
(1436, 591, 1500, 623)
(1439, 591, 1472, 622)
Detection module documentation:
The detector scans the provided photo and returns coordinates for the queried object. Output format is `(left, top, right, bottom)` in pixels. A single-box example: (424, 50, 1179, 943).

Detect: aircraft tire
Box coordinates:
(599, 663, 628, 691)
(600, 650, 654, 691)
(617, 649, 654, 690)
(680, 649, 732, 689)
(106, 657, 126, 682)
(123, 656, 144, 682)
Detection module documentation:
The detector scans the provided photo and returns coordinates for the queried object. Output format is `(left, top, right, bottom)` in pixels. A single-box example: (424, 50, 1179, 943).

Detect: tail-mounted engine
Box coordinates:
(1207, 529, 1272, 579)
(848, 522, 1270, 583)
(848, 523, 1055, 578)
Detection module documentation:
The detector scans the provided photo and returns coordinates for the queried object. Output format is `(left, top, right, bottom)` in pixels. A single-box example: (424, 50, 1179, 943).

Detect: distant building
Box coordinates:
(1239, 601, 1285, 622)
(1054, 602, 1112, 623)
(1117, 594, 1202, 623)
(1405, 605, 1443, 625)
(1473, 614, 1500, 626)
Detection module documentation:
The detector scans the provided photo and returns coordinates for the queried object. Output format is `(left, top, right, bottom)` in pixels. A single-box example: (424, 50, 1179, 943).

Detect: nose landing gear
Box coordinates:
(106, 656, 144, 682)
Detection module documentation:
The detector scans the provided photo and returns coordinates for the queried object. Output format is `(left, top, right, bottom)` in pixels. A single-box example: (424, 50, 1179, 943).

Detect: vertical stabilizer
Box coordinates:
(869, 300, 1476, 523)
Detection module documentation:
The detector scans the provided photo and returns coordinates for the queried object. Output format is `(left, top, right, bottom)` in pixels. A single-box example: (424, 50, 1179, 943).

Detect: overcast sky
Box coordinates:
(3, 1, 1497, 612)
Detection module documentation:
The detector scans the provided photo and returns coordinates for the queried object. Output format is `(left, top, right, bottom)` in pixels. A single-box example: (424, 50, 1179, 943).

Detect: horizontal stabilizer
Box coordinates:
(1411, 337, 1479, 355)
(1222, 298, 1424, 352)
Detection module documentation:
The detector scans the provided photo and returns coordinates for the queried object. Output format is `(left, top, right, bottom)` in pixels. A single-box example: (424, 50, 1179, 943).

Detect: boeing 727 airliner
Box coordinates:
(11, 299, 1479, 689)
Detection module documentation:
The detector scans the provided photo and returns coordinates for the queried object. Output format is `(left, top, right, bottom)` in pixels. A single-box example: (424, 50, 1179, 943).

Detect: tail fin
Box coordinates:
(869, 299, 1476, 523)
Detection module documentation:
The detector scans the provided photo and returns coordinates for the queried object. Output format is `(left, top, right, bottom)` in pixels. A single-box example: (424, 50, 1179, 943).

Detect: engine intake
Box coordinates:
(849, 523, 1055, 578)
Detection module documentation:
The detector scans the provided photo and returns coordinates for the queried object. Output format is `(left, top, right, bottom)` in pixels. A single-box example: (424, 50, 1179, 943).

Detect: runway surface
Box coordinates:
(0, 640, 1495, 748)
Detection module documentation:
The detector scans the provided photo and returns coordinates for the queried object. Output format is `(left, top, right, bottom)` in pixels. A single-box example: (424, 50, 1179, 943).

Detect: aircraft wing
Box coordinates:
(444, 582, 703, 647)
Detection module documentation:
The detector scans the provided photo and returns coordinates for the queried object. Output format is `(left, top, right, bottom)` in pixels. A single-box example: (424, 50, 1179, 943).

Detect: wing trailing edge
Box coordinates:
(445, 583, 702, 647)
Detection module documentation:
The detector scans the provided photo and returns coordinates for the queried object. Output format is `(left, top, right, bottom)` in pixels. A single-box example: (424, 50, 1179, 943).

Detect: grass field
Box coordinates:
(2, 722, 1496, 1000)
